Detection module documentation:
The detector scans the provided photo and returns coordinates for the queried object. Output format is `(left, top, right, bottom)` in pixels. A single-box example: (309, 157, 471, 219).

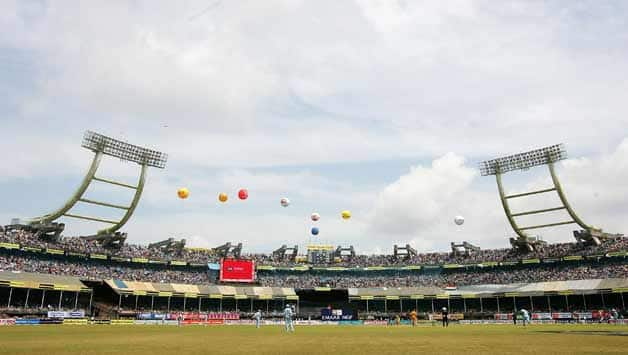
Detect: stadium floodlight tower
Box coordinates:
(479, 144, 606, 246)
(25, 131, 167, 242)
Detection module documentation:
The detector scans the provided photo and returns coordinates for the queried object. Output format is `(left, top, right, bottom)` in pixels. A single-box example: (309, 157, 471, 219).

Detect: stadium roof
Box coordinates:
(348, 278, 628, 299)
(105, 279, 298, 299)
(0, 271, 91, 292)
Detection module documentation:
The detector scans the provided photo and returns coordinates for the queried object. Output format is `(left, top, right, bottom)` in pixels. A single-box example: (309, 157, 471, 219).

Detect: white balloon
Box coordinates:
(454, 216, 465, 226)
(280, 198, 290, 207)
(311, 212, 320, 221)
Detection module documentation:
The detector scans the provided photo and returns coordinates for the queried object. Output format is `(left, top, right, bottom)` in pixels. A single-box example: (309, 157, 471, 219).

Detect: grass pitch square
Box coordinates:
(1, 324, 627, 354)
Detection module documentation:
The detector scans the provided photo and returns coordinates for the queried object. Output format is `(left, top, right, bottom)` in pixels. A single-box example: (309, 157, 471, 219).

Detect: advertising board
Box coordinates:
(219, 258, 255, 283)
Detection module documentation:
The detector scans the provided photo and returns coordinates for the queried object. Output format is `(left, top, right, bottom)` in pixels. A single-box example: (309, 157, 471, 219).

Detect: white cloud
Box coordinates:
(1, 1, 628, 253)
(366, 141, 628, 253)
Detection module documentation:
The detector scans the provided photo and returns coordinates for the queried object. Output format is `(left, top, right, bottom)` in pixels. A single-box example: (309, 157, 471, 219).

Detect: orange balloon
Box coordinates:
(177, 188, 189, 199)
(218, 193, 228, 202)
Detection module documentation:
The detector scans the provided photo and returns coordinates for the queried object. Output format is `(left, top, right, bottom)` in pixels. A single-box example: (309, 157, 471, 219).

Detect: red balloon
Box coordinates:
(238, 189, 248, 200)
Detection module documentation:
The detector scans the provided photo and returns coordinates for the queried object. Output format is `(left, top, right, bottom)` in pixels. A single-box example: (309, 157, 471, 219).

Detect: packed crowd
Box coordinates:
(0, 254, 213, 285)
(2, 229, 628, 268)
(2, 250, 627, 289)
(0, 230, 220, 264)
(257, 263, 628, 288)
(249, 238, 628, 267)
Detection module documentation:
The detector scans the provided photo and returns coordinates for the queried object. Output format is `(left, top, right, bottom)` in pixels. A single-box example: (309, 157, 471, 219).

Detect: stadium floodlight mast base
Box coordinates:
(479, 144, 602, 242)
(24, 131, 167, 238)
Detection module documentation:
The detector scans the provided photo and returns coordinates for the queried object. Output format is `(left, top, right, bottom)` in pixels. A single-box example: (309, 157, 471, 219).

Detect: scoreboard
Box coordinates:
(307, 245, 334, 264)
(219, 258, 255, 283)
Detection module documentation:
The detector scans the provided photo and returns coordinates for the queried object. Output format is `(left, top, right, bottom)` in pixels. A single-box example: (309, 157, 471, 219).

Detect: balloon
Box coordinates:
(454, 216, 465, 226)
(280, 198, 290, 207)
(311, 213, 320, 222)
(219, 193, 228, 202)
(341, 210, 351, 220)
(177, 188, 189, 199)
(238, 189, 248, 200)
(311, 227, 319, 236)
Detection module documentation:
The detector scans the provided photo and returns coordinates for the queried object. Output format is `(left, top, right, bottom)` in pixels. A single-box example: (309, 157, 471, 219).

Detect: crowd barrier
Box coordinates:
(0, 319, 16, 326)
(494, 311, 616, 321)
(63, 319, 88, 325)
(1, 318, 626, 327)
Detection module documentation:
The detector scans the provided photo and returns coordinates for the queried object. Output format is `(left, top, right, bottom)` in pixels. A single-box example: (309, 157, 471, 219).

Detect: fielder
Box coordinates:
(253, 309, 262, 329)
(284, 304, 295, 332)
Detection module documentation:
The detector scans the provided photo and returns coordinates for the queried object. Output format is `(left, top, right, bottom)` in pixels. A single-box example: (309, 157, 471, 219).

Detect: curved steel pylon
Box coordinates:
(26, 131, 166, 235)
(495, 160, 597, 239)
(481, 144, 599, 239)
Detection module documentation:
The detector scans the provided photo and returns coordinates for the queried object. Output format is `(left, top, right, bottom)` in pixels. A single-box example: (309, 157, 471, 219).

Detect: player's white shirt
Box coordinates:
(284, 307, 293, 319)
(520, 309, 529, 318)
(254, 311, 261, 320)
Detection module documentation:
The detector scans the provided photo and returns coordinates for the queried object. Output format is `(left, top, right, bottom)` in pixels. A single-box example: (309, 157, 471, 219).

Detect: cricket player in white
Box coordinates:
(253, 309, 262, 329)
(520, 308, 530, 326)
(284, 305, 295, 332)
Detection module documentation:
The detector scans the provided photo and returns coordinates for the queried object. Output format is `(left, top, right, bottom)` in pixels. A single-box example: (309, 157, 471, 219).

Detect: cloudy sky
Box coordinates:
(1, 0, 627, 254)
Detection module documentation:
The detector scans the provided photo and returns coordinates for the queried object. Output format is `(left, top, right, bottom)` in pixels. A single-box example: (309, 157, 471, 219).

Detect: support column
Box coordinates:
(400, 299, 403, 313)
(117, 293, 121, 312)
(89, 292, 93, 315)
(480, 297, 483, 313)
(496, 297, 500, 313)
(7, 288, 12, 307)
(219, 298, 222, 313)
(547, 295, 551, 312)
(513, 297, 517, 312)
(582, 294, 587, 311)
(266, 300, 269, 313)
(431, 299, 435, 313)
(530, 296, 534, 312)
(250, 298, 253, 313)
(167, 297, 171, 313)
(620, 292, 625, 310)
(25, 289, 30, 308)
(41, 290, 46, 309)
(135, 295, 139, 311)
(75, 292, 79, 310)
(235, 298, 238, 312)
(385, 299, 387, 313)
(447, 298, 451, 312)
(565, 295, 570, 311)
(366, 300, 369, 313)
(601, 293, 606, 308)
(415, 299, 418, 312)
(463, 298, 467, 313)
(183, 297, 187, 312)
(59, 291, 64, 310)
(151, 296, 154, 312)
(199, 298, 202, 313)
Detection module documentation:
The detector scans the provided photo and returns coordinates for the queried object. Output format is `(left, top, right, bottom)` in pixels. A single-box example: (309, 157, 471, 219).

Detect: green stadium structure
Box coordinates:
(23, 131, 167, 239)
(480, 144, 612, 248)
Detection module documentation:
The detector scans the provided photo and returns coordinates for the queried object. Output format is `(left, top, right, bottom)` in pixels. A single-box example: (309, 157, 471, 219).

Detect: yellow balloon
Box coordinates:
(341, 210, 351, 220)
(218, 193, 228, 202)
(177, 188, 189, 199)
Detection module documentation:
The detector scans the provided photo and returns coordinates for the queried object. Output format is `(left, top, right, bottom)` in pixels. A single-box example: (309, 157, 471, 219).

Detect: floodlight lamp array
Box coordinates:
(81, 131, 168, 169)
(479, 144, 566, 176)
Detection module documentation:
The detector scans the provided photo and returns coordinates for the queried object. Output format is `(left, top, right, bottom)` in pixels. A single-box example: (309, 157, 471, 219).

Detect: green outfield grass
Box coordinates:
(1, 324, 627, 355)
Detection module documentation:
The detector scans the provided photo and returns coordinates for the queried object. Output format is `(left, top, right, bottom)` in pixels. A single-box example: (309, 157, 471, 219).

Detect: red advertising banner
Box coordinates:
(0, 319, 16, 326)
(220, 258, 255, 283)
(167, 312, 240, 320)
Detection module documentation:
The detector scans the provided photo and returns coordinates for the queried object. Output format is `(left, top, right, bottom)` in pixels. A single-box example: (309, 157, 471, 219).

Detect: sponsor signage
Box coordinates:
(47, 311, 85, 319)
(16, 319, 41, 325)
(219, 258, 255, 283)
(532, 313, 552, 320)
(0, 319, 16, 326)
(321, 308, 355, 321)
